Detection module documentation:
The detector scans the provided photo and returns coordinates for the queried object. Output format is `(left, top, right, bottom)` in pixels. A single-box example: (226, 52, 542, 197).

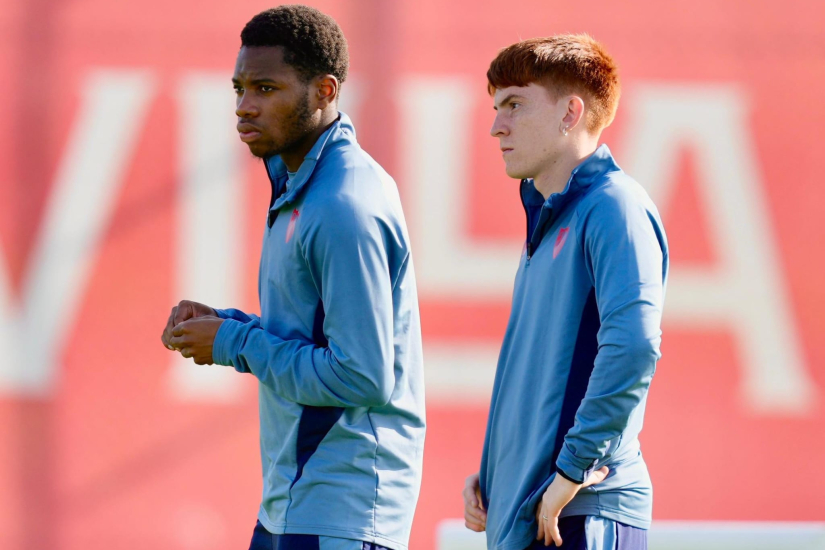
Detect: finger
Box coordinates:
(464, 520, 484, 533)
(550, 518, 562, 547)
(544, 516, 551, 546)
(462, 486, 478, 508)
(465, 495, 486, 521)
(464, 487, 486, 520)
(179, 347, 193, 359)
(162, 308, 178, 349)
(583, 466, 610, 488)
(474, 485, 486, 512)
(465, 504, 486, 525)
(171, 322, 190, 337)
(536, 506, 544, 541)
(161, 330, 174, 350)
(540, 510, 550, 546)
(173, 301, 193, 326)
(169, 336, 188, 350)
(592, 465, 609, 484)
(464, 507, 485, 526)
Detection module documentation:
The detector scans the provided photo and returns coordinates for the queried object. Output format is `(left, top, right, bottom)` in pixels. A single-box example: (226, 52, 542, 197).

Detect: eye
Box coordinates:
(510, 102, 521, 110)
(233, 86, 243, 95)
(260, 85, 275, 93)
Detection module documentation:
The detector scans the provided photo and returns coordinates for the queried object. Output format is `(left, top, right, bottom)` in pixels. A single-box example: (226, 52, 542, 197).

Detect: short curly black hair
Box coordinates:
(240, 5, 349, 85)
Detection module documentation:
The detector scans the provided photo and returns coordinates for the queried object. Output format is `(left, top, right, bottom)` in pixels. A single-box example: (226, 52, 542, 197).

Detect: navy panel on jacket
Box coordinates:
(552, 288, 600, 483)
(293, 406, 345, 487)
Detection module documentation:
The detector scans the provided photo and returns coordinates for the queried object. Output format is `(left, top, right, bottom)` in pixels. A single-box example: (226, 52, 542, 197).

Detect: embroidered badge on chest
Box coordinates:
(286, 209, 300, 243)
(553, 227, 570, 259)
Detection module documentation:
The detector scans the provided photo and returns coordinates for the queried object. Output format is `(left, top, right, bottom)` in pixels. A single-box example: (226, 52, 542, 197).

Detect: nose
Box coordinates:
(236, 91, 260, 119)
(490, 113, 508, 137)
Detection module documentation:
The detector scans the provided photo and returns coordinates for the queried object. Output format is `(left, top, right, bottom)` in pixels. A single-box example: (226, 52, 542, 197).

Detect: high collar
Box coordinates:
(264, 112, 357, 211)
(521, 143, 621, 213)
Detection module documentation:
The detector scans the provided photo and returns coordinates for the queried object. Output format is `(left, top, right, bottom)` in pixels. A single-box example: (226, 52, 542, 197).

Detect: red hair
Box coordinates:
(487, 34, 621, 133)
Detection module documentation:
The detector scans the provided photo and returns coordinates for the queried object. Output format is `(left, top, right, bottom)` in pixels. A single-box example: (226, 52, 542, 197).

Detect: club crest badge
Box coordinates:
(286, 209, 300, 243)
(553, 227, 570, 259)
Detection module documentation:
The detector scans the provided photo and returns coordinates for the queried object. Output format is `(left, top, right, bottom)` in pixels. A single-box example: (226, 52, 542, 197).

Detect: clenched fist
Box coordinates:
(167, 316, 224, 365)
(463, 473, 487, 532)
(161, 300, 216, 350)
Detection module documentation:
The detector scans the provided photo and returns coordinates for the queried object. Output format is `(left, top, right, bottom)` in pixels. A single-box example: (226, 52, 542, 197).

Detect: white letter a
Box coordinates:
(623, 84, 817, 415)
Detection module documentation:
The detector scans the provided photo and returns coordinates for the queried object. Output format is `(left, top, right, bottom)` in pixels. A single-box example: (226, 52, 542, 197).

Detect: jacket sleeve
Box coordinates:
(211, 201, 396, 408)
(214, 308, 260, 324)
(555, 184, 666, 483)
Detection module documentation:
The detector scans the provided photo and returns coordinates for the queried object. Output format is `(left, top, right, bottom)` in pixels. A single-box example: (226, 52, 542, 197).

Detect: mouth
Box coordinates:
(501, 147, 513, 155)
(237, 123, 263, 143)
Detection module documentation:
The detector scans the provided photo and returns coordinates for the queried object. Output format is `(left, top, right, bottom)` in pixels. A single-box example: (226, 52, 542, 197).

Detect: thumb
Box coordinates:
(475, 486, 485, 512)
(582, 466, 610, 488)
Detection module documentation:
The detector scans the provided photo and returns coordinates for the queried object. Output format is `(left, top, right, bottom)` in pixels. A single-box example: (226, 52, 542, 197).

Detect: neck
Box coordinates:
(279, 109, 339, 172)
(532, 137, 599, 199)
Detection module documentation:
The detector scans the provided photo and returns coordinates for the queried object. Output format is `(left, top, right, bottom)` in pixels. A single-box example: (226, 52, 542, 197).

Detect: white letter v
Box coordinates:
(0, 69, 155, 395)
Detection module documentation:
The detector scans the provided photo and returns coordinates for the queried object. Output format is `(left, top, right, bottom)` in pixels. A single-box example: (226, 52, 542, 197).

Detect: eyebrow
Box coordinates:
(232, 77, 280, 85)
(493, 94, 525, 110)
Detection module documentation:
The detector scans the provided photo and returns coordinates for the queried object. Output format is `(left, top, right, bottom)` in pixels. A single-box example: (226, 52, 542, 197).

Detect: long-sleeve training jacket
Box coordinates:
(211, 113, 425, 550)
(479, 145, 669, 550)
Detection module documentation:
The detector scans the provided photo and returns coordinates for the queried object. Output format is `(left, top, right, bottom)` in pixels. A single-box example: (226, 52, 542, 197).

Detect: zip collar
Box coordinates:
(519, 144, 620, 259)
(522, 143, 620, 213)
(264, 112, 357, 212)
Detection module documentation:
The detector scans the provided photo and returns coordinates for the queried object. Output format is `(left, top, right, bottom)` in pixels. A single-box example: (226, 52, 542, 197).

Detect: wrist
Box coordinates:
(556, 468, 583, 485)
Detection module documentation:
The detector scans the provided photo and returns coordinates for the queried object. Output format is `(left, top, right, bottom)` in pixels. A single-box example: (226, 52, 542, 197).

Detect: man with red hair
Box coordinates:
(462, 35, 669, 549)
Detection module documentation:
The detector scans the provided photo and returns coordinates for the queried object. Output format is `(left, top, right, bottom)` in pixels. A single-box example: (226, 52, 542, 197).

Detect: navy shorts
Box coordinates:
(524, 516, 647, 550)
(248, 520, 393, 550)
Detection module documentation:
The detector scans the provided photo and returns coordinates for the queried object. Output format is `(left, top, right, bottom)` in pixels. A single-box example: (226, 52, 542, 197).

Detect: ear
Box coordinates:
(560, 95, 586, 133)
(313, 74, 339, 109)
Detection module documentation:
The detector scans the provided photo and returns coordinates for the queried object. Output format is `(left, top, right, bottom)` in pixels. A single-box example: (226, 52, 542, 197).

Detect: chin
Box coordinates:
(246, 142, 273, 159)
(504, 166, 530, 180)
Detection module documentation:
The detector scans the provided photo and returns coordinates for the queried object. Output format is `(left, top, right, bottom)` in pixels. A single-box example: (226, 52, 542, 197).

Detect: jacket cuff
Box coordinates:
(555, 443, 598, 484)
(212, 318, 246, 370)
(213, 308, 231, 319)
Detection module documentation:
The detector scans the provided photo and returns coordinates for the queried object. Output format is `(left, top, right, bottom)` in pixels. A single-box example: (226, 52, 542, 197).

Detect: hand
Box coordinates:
(161, 300, 217, 350)
(535, 466, 609, 546)
(463, 472, 487, 532)
(168, 317, 224, 365)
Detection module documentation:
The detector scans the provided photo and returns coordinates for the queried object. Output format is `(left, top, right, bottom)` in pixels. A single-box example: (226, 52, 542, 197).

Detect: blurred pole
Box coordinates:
(347, 0, 400, 178)
(13, 0, 58, 547)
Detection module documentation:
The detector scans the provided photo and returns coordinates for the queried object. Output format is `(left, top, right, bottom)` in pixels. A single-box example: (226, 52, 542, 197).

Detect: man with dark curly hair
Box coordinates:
(160, 5, 425, 550)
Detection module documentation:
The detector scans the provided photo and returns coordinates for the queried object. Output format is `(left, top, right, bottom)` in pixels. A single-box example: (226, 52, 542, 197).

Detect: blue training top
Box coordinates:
(479, 145, 669, 550)
(212, 113, 425, 550)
